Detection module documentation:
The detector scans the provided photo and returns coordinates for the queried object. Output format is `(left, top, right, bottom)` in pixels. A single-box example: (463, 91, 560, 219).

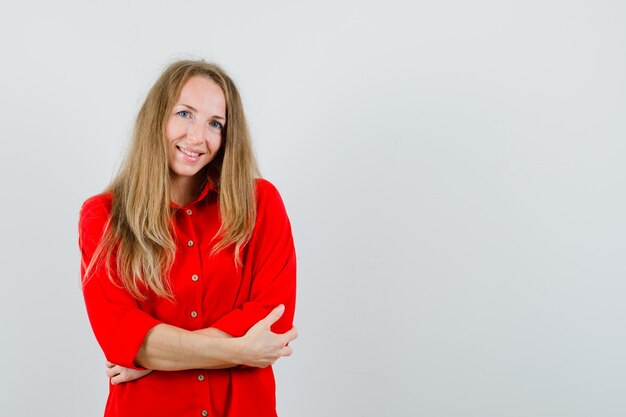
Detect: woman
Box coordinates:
(79, 60, 297, 417)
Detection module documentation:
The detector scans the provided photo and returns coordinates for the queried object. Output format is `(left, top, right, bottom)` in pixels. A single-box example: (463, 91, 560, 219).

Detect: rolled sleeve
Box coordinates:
(211, 180, 297, 337)
(79, 196, 161, 369)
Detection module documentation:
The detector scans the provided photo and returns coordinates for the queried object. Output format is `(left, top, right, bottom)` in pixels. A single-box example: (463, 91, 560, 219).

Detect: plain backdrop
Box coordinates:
(1, 1, 625, 416)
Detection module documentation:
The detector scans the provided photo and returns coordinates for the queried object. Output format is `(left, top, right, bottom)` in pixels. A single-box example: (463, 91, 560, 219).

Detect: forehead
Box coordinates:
(176, 75, 226, 114)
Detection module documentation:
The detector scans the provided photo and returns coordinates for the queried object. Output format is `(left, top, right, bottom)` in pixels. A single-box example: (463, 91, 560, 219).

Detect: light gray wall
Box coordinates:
(1, 1, 625, 416)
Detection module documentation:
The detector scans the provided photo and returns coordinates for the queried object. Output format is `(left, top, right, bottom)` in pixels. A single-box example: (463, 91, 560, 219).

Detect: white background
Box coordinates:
(1, 1, 625, 416)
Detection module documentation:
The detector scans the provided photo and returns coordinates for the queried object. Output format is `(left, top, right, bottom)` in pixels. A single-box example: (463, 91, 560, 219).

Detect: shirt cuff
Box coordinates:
(108, 309, 162, 369)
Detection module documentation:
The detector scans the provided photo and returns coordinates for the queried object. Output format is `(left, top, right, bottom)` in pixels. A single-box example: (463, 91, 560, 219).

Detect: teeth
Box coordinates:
(179, 147, 200, 157)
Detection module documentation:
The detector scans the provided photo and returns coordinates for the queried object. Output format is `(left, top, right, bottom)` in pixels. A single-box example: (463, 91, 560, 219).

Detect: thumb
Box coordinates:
(263, 304, 285, 327)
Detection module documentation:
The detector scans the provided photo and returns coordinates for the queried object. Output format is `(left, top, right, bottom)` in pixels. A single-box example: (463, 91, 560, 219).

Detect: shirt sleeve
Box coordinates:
(79, 196, 162, 369)
(211, 180, 297, 336)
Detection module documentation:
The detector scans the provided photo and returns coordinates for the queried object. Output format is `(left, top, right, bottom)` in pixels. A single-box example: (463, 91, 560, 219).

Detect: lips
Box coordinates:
(177, 145, 205, 157)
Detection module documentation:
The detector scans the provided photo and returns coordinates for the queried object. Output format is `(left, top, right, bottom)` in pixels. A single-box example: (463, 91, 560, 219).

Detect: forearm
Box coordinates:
(135, 305, 295, 371)
(135, 324, 242, 371)
(194, 327, 232, 338)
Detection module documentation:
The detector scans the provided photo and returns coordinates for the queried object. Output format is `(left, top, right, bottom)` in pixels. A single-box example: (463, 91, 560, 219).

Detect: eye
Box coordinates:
(176, 110, 191, 118)
(209, 121, 223, 129)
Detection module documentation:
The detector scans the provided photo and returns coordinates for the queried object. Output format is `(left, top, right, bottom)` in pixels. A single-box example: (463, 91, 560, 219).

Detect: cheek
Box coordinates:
(166, 118, 184, 142)
(213, 137, 223, 153)
(206, 132, 222, 154)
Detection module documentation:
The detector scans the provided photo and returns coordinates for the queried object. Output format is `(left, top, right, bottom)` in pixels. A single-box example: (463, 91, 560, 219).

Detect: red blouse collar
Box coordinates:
(169, 178, 218, 209)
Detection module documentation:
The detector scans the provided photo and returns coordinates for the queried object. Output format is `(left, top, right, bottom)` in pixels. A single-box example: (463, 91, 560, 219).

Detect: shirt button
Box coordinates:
(197, 374, 205, 382)
(191, 310, 198, 318)
(187, 209, 193, 215)
(201, 411, 208, 417)
(191, 274, 199, 282)
(187, 240, 194, 247)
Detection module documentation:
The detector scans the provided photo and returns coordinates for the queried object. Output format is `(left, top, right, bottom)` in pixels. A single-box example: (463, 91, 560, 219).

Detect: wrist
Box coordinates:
(203, 336, 243, 367)
(226, 337, 245, 366)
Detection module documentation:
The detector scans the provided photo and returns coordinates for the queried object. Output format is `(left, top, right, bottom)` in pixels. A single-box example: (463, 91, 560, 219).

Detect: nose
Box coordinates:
(186, 120, 205, 143)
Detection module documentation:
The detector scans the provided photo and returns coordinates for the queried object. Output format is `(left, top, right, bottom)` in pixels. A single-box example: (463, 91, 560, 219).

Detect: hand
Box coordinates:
(105, 361, 153, 385)
(237, 304, 298, 368)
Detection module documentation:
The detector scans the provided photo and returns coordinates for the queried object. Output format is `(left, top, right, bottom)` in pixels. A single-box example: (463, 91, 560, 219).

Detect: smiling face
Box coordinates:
(166, 75, 226, 196)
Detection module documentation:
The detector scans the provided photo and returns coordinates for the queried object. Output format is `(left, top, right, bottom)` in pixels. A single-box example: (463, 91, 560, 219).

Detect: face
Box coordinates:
(166, 75, 226, 186)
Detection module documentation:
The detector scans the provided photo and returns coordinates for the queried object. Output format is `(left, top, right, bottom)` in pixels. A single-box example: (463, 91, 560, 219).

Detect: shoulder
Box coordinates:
(254, 178, 292, 224)
(81, 192, 113, 210)
(255, 177, 280, 198)
(79, 192, 113, 233)
(254, 178, 285, 208)
(80, 192, 113, 217)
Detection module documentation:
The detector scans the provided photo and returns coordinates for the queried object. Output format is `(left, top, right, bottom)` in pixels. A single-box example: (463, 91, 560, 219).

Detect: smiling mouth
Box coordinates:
(177, 146, 204, 157)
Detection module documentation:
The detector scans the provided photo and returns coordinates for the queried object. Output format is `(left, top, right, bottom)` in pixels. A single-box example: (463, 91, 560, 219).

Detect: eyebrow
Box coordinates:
(177, 103, 225, 120)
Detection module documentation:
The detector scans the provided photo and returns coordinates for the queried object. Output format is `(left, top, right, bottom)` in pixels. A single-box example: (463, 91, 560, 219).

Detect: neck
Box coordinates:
(170, 174, 206, 207)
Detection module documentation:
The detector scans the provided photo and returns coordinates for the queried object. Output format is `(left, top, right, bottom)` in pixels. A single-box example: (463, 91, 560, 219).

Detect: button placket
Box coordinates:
(183, 207, 201, 324)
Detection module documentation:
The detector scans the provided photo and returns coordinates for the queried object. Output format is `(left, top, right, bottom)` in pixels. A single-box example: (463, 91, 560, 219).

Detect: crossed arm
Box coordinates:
(105, 305, 297, 385)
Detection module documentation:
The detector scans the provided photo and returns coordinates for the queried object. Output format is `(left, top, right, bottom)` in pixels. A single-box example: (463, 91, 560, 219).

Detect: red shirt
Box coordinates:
(79, 179, 296, 417)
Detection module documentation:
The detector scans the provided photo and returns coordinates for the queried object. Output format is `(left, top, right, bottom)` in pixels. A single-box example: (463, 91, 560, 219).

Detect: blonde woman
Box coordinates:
(79, 60, 297, 417)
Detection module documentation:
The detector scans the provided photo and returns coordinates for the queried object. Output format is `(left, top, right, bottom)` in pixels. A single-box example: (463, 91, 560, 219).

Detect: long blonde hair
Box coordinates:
(85, 60, 259, 299)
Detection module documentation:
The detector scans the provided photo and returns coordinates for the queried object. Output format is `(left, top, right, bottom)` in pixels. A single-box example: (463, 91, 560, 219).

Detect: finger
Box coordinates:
(262, 304, 285, 327)
(105, 361, 115, 368)
(281, 326, 298, 344)
(110, 374, 122, 385)
(281, 345, 293, 357)
(106, 367, 120, 378)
